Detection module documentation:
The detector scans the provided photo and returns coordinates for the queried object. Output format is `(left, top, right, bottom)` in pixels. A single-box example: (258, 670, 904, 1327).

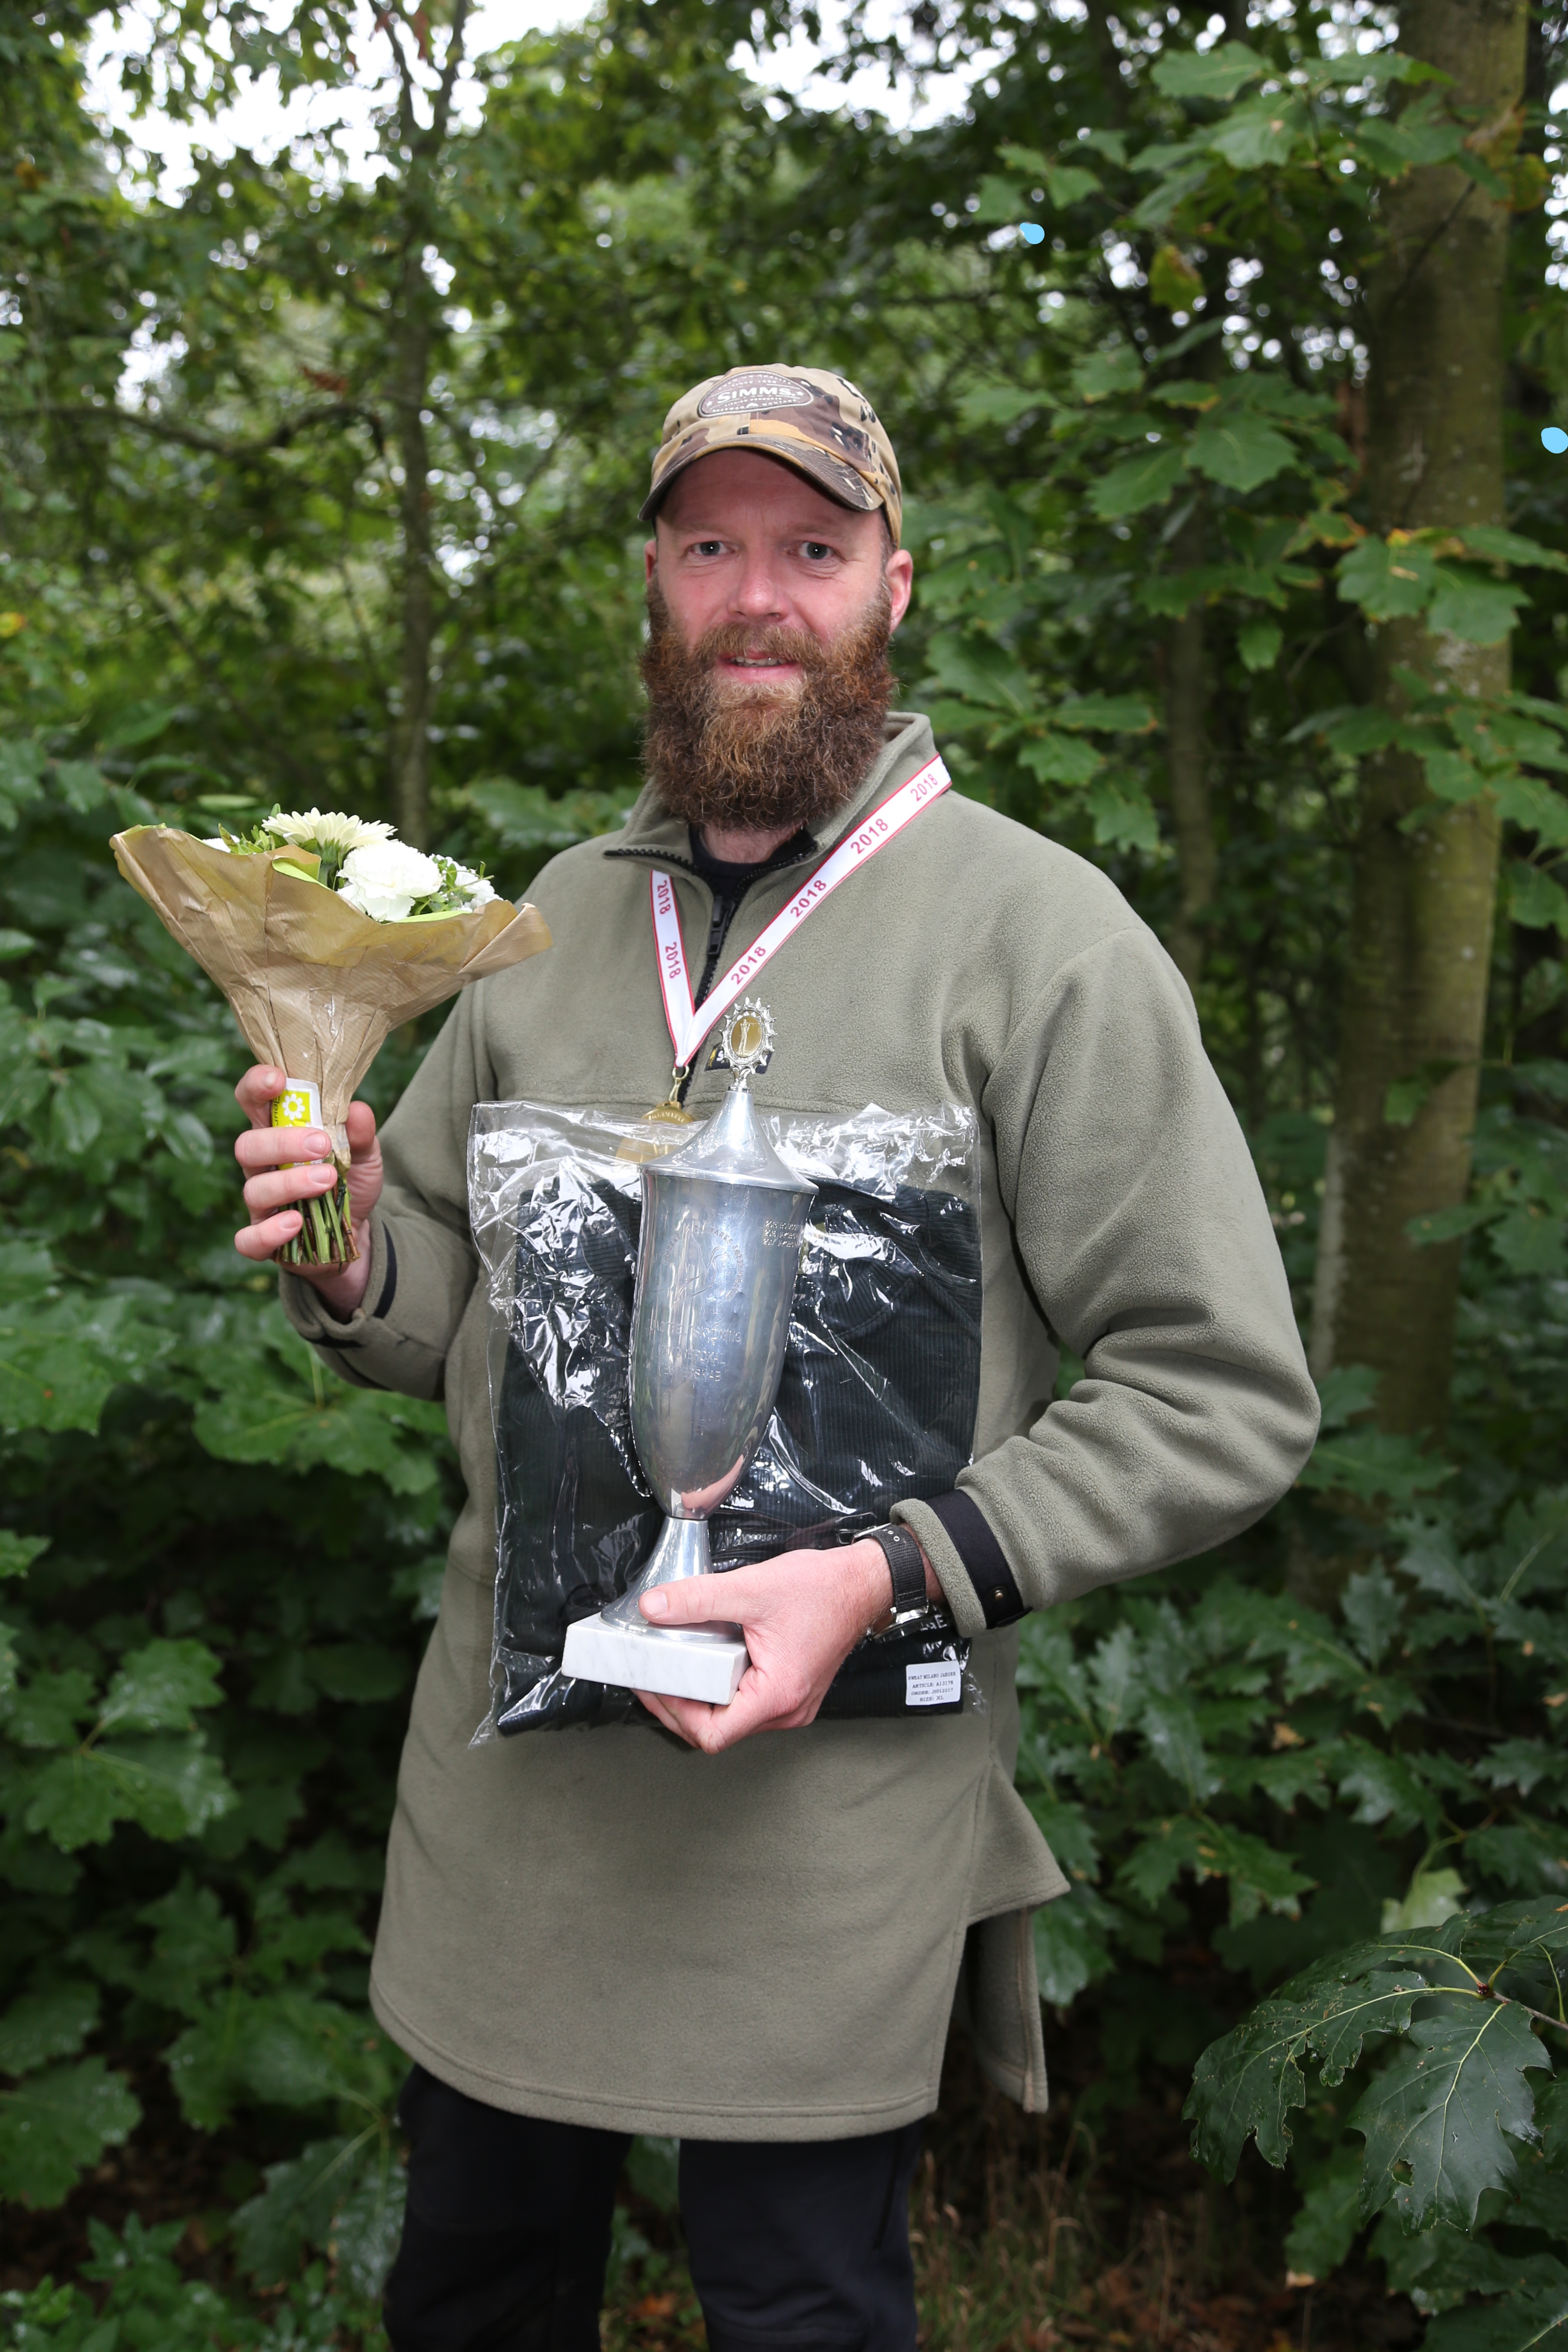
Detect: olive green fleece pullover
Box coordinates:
(281, 710, 1319, 2136)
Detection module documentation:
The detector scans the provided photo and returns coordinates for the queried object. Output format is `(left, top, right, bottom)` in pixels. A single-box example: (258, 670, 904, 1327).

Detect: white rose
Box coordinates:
(453, 863, 496, 909)
(339, 839, 443, 922)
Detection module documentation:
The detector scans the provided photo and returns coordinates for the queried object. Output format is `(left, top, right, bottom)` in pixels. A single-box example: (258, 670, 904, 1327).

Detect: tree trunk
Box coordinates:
(1309, 0, 1525, 1435)
(1083, 1, 1127, 122)
(383, 0, 470, 851)
(1165, 502, 1214, 994)
(391, 276, 435, 848)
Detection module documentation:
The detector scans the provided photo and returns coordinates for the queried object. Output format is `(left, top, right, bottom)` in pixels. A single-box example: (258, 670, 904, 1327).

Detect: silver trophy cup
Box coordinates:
(560, 1003, 816, 1704)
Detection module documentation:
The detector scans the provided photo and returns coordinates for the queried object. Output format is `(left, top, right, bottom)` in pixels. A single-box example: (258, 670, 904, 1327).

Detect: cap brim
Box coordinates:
(639, 429, 883, 525)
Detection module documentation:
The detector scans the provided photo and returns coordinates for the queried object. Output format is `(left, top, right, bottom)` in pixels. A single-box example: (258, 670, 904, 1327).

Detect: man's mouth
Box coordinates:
(703, 628, 821, 685)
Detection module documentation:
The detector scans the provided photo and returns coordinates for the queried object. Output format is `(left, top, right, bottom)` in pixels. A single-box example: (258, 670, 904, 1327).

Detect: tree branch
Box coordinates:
(5, 400, 384, 462)
(430, 0, 473, 143)
(381, 5, 419, 150)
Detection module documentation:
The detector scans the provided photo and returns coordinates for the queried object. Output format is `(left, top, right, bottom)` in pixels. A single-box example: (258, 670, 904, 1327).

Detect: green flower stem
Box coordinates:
(274, 1161, 357, 1273)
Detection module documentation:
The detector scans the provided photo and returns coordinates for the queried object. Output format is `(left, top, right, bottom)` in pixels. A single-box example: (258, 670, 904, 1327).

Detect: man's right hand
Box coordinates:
(233, 1066, 383, 1318)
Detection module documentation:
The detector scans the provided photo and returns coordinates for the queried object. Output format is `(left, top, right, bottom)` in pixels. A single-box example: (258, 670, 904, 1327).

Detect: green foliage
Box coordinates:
(1188, 1900, 1568, 2341)
(1018, 1322, 1568, 2329)
(0, 768, 449, 2243)
(0, 2215, 384, 2347)
(233, 2135, 404, 2299)
(0, 2055, 141, 2207)
(1019, 1479, 1557, 1987)
(1407, 1070, 1568, 1285)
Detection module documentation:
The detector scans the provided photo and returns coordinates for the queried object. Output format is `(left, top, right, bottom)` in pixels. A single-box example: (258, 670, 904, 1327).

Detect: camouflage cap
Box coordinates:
(640, 364, 903, 546)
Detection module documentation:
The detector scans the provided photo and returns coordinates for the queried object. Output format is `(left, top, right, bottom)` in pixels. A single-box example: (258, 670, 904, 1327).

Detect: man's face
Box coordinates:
(644, 450, 913, 679)
(639, 451, 915, 836)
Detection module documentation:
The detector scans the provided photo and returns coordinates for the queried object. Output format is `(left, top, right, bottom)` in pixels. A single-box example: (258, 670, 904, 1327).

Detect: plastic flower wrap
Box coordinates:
(112, 808, 550, 1271)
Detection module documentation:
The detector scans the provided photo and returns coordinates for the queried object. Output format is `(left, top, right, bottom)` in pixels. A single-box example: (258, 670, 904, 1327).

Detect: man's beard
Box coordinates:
(639, 578, 895, 835)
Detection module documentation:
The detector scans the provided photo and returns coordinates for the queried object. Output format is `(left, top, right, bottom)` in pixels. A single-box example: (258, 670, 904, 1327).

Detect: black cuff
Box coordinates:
(925, 1491, 1026, 1629)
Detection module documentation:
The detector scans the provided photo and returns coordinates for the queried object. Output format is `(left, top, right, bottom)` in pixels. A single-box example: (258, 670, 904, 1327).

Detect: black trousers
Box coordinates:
(383, 2065, 923, 2352)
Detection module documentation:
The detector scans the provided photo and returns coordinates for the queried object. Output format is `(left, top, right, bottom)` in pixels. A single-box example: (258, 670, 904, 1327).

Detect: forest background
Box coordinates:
(6, 0, 1568, 2346)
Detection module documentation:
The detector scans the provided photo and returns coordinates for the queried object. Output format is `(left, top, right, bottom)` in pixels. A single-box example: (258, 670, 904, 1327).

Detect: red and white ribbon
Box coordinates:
(649, 752, 951, 1072)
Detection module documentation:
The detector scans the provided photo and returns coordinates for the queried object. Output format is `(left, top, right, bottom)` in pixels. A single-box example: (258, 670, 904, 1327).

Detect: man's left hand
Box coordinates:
(634, 1537, 904, 1753)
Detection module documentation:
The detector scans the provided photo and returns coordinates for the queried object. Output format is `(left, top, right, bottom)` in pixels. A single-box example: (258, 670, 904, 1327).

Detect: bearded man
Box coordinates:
(233, 366, 1319, 2352)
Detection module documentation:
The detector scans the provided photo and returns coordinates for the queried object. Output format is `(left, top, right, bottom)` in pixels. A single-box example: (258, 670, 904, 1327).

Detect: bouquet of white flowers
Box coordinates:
(113, 807, 550, 1270)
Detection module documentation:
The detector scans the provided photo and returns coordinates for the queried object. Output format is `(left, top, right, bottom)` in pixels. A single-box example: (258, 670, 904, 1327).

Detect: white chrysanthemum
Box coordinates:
(452, 863, 496, 909)
(338, 839, 443, 922)
(263, 808, 395, 855)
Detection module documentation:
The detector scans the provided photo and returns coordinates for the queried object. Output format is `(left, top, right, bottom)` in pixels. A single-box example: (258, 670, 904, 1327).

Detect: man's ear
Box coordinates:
(644, 537, 658, 585)
(885, 546, 914, 633)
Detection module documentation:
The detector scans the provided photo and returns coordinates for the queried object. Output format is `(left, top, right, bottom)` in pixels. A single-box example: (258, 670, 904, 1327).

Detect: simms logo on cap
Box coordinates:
(697, 373, 816, 417)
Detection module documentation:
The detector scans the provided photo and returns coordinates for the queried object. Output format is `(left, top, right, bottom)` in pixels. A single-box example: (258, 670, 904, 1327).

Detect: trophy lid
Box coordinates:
(653, 1002, 808, 1194)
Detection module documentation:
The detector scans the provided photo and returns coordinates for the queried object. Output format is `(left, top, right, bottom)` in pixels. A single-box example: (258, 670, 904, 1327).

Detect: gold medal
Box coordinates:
(617, 1066, 697, 1163)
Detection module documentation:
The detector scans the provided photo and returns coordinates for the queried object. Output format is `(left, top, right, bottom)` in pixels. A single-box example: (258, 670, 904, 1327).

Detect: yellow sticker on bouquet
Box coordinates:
(271, 1078, 322, 1165)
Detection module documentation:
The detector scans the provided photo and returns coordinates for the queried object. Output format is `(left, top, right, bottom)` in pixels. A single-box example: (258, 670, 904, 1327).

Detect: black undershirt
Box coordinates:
(687, 825, 813, 1006)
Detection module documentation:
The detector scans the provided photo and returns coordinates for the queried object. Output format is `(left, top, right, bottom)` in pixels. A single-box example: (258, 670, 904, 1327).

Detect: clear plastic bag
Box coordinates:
(468, 1100, 982, 1735)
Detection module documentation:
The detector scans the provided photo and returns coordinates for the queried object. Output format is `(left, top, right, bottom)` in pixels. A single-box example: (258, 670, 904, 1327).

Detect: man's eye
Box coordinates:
(802, 542, 835, 561)
(690, 540, 725, 557)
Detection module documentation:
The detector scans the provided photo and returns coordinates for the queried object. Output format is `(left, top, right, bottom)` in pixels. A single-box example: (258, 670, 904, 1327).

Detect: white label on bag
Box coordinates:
(906, 1660, 962, 1708)
(649, 752, 952, 1070)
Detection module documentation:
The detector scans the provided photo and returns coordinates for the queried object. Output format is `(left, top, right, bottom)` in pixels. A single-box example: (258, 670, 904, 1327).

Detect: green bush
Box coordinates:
(1188, 1899, 1568, 2346)
(0, 756, 446, 2302)
(2, 2214, 382, 2347)
(1025, 1237, 1568, 2337)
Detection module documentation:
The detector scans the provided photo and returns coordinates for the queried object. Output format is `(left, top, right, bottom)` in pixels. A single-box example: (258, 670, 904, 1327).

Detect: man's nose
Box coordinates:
(729, 555, 789, 623)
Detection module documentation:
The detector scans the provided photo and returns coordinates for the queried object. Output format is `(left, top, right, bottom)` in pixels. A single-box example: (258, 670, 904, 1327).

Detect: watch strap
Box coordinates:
(865, 1523, 928, 1616)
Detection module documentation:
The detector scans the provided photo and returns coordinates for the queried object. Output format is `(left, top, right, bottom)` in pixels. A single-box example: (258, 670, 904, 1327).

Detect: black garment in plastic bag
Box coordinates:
(468, 1102, 981, 1735)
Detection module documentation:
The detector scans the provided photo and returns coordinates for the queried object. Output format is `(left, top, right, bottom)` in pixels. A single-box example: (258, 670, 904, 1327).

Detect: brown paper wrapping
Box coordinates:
(111, 827, 551, 1125)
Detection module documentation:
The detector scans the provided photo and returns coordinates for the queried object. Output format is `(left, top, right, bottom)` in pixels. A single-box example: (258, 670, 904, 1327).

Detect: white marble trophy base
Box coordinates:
(560, 1513, 749, 1704)
(561, 1613, 748, 1703)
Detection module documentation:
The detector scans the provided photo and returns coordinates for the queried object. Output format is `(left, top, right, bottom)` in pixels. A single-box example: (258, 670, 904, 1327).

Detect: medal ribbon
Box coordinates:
(649, 752, 951, 1072)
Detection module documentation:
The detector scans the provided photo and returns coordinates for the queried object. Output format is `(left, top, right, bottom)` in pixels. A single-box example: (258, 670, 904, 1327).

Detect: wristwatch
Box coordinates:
(865, 1523, 930, 1622)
